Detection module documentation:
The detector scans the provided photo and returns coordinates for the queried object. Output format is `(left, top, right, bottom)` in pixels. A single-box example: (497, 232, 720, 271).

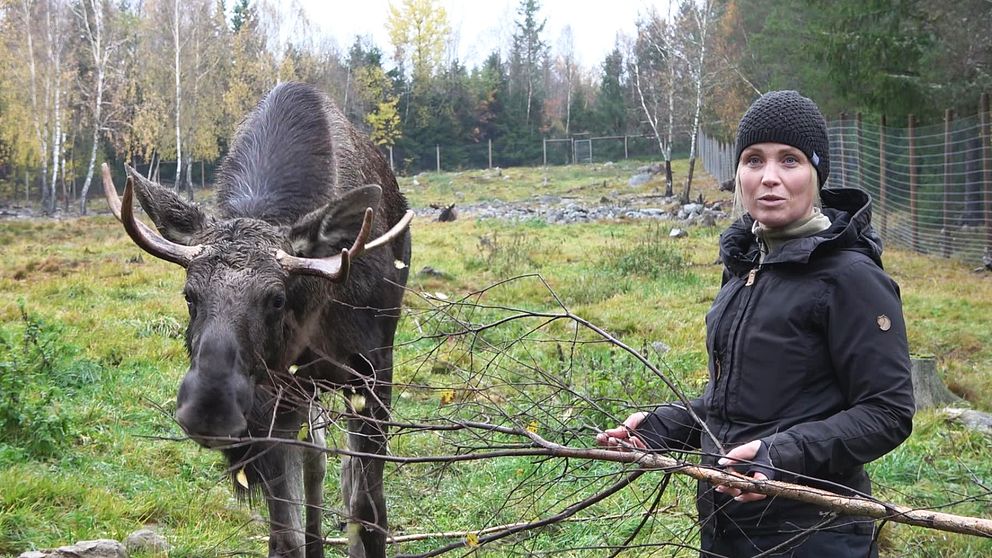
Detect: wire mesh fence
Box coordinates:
(699, 105, 992, 266)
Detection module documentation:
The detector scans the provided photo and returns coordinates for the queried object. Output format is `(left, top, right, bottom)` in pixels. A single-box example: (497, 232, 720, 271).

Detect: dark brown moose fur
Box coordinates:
(116, 82, 410, 558)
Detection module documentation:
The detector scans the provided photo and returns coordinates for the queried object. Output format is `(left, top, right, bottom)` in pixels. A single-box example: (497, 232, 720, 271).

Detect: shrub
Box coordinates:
(0, 304, 79, 461)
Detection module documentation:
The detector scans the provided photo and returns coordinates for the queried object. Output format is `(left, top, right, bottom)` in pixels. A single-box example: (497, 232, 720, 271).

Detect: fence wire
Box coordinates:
(700, 113, 992, 266)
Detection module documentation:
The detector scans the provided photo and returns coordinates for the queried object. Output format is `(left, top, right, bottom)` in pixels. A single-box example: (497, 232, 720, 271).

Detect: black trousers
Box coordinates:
(700, 528, 879, 558)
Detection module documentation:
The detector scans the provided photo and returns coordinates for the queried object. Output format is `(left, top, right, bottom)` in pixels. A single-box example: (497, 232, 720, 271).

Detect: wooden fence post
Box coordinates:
(942, 109, 954, 258)
(879, 115, 888, 238)
(838, 112, 847, 189)
(909, 114, 919, 253)
(856, 112, 864, 191)
(436, 144, 440, 173)
(982, 92, 991, 257)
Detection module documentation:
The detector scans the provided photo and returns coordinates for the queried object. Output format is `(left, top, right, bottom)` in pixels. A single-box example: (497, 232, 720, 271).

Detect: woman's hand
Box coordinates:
(715, 440, 769, 502)
(596, 411, 649, 451)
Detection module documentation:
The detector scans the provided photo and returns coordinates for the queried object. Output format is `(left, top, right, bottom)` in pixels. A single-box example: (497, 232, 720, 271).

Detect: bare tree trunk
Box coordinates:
(664, 4, 676, 198)
(22, 0, 50, 210)
(77, 0, 107, 216)
(629, 11, 675, 197)
(185, 156, 194, 201)
(564, 69, 572, 135)
(173, 0, 183, 192)
(60, 131, 69, 212)
(681, 1, 712, 204)
(46, 2, 64, 216)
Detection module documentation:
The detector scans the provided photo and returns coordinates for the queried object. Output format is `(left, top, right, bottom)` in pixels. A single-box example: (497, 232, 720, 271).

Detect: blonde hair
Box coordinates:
(731, 162, 821, 222)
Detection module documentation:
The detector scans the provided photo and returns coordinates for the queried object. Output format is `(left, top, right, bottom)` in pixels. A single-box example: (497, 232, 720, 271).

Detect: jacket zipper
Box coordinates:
(719, 266, 760, 429)
(745, 267, 758, 287)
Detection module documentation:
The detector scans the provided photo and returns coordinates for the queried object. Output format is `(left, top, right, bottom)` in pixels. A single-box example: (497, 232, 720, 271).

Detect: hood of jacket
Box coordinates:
(720, 187, 884, 277)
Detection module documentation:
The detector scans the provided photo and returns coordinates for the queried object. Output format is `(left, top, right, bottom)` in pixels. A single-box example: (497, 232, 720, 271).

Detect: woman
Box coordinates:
(597, 91, 915, 557)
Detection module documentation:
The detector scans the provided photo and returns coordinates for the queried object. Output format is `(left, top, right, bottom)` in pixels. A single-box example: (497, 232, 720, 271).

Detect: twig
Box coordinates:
(314, 511, 668, 546)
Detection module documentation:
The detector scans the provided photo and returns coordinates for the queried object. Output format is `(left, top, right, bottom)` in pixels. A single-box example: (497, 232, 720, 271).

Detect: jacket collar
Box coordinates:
(720, 188, 883, 277)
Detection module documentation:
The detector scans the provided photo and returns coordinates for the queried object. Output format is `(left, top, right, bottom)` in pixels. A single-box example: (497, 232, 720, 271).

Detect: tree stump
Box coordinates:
(911, 356, 964, 410)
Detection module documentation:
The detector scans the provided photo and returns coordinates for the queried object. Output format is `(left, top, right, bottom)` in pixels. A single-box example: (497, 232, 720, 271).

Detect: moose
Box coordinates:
(102, 82, 412, 558)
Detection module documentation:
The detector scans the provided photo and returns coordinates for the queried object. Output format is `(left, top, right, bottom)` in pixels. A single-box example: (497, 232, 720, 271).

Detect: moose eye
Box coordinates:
(270, 291, 287, 311)
(183, 290, 198, 316)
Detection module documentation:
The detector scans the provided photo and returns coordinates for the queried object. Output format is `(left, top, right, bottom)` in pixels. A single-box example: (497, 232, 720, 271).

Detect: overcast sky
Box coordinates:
(296, 0, 660, 71)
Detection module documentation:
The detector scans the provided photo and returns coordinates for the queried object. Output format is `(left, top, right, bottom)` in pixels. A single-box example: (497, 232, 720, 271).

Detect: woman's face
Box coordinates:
(737, 142, 817, 229)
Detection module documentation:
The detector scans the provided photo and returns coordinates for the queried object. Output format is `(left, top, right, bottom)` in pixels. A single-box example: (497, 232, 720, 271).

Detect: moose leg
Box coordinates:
(260, 442, 308, 558)
(304, 408, 328, 558)
(342, 385, 390, 558)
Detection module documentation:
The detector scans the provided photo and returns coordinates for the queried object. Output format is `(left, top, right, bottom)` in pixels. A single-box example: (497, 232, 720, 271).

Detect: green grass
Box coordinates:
(399, 159, 696, 209)
(1, 162, 991, 556)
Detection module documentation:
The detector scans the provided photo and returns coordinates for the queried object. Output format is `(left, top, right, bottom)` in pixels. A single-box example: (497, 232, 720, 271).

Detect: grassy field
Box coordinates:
(1, 160, 991, 557)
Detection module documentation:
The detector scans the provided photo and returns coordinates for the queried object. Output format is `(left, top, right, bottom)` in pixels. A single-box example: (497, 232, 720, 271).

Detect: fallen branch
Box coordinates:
(318, 511, 673, 546)
(226, 428, 992, 542)
(529, 434, 992, 539)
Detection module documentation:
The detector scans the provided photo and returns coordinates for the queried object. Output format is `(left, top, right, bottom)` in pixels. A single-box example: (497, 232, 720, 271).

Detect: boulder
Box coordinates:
(125, 529, 171, 555)
(943, 408, 992, 436)
(628, 173, 652, 187)
(19, 540, 127, 558)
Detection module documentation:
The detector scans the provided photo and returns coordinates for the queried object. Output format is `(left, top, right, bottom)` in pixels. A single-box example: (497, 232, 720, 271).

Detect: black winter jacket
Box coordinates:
(637, 188, 915, 536)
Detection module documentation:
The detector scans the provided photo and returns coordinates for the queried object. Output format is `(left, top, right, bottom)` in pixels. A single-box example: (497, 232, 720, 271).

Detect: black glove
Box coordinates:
(633, 411, 673, 451)
(744, 441, 776, 480)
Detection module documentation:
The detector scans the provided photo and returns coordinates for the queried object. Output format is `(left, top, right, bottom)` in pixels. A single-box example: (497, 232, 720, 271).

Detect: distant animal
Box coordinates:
(430, 202, 458, 222)
(102, 82, 412, 558)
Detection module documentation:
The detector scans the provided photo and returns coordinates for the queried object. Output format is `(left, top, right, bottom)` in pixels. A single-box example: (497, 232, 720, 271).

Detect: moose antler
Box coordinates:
(102, 163, 205, 267)
(276, 208, 413, 283)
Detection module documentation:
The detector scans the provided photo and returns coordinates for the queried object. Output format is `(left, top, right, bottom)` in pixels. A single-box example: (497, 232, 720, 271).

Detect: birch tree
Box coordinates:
(17, 0, 71, 214)
(677, 0, 715, 203)
(508, 0, 547, 128)
(0, 3, 42, 202)
(171, 0, 184, 194)
(386, 0, 450, 83)
(561, 29, 576, 136)
(630, 6, 677, 196)
(73, 0, 117, 214)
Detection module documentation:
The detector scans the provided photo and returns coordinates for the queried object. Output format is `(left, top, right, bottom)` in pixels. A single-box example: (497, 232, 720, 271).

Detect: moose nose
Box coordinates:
(175, 370, 250, 447)
(175, 330, 251, 447)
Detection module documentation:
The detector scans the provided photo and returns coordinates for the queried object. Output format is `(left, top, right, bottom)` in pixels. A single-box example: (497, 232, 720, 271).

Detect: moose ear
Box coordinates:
(125, 165, 211, 244)
(288, 184, 382, 258)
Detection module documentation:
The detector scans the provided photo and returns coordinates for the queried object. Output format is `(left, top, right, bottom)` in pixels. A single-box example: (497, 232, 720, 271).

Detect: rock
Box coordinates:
(628, 173, 652, 187)
(669, 228, 688, 238)
(944, 408, 992, 436)
(637, 163, 663, 175)
(682, 203, 704, 215)
(20, 539, 128, 558)
(700, 211, 718, 227)
(651, 341, 670, 355)
(417, 266, 448, 279)
(125, 529, 171, 554)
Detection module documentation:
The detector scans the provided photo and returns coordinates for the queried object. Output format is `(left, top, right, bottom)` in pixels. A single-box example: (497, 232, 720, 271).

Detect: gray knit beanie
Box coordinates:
(734, 90, 830, 188)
